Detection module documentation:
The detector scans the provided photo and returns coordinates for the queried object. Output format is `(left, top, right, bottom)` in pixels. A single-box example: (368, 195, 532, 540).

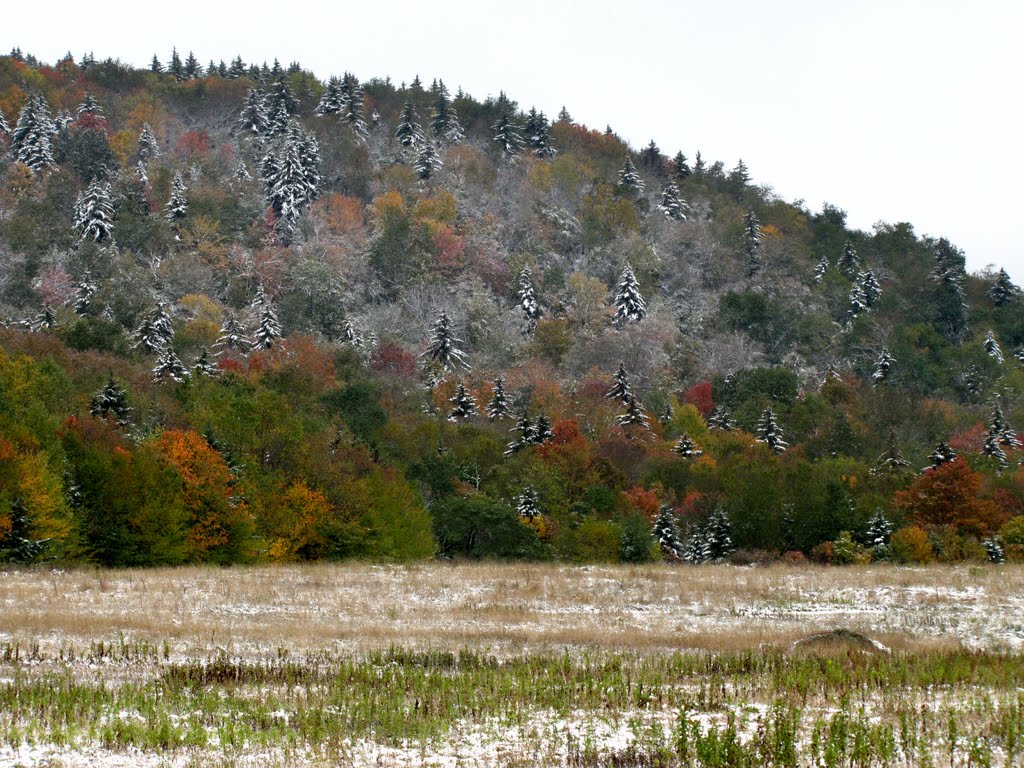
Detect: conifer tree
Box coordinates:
(192, 348, 219, 377)
(813, 256, 828, 284)
(652, 504, 683, 560)
(165, 172, 188, 222)
(616, 156, 644, 196)
(530, 116, 555, 158)
(11, 95, 55, 172)
(874, 429, 910, 473)
(611, 265, 647, 325)
(153, 346, 189, 382)
(395, 100, 425, 148)
(169, 48, 183, 80)
(150, 54, 162, 74)
(672, 151, 690, 181)
(137, 123, 159, 164)
(341, 319, 364, 348)
(865, 509, 892, 549)
(606, 364, 632, 404)
(707, 405, 736, 431)
(756, 408, 788, 454)
(702, 506, 735, 561)
(988, 399, 1022, 451)
(872, 348, 896, 385)
(228, 56, 247, 78)
(981, 431, 1009, 470)
(183, 51, 201, 80)
(133, 305, 174, 354)
(89, 377, 132, 426)
(983, 537, 1005, 564)
(492, 111, 524, 157)
(672, 434, 703, 458)
(430, 82, 464, 144)
(693, 151, 706, 176)
(984, 330, 1004, 363)
(988, 268, 1019, 307)
(315, 77, 343, 116)
(535, 414, 555, 443)
(214, 315, 250, 356)
(931, 238, 969, 342)
(838, 241, 861, 277)
(618, 395, 650, 429)
(73, 180, 115, 243)
(263, 124, 321, 235)
(486, 375, 513, 420)
(849, 281, 868, 322)
(729, 158, 750, 188)
(414, 141, 442, 180)
(640, 139, 663, 173)
(268, 78, 298, 117)
(505, 415, 537, 456)
(683, 528, 707, 564)
(516, 266, 542, 329)
(658, 182, 687, 221)
(515, 485, 541, 520)
(339, 72, 370, 141)
(251, 301, 283, 350)
(76, 92, 102, 117)
(238, 88, 269, 135)
(422, 310, 468, 372)
(71, 272, 98, 316)
(233, 159, 251, 181)
(29, 307, 56, 331)
(557, 106, 573, 123)
(744, 209, 762, 276)
(924, 441, 957, 472)
(661, 400, 673, 423)
(447, 383, 478, 422)
(0, 499, 51, 563)
(861, 269, 882, 307)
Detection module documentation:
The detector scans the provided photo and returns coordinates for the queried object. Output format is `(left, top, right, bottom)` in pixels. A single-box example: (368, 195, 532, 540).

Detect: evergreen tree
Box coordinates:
(983, 537, 1005, 564)
(0, 499, 51, 563)
(336, 72, 369, 141)
(165, 172, 188, 222)
(744, 209, 762, 276)
(168, 48, 183, 80)
(71, 272, 98, 316)
(557, 106, 573, 123)
(756, 408, 788, 454)
(76, 92, 102, 117)
(981, 430, 1009, 470)
(238, 88, 269, 135)
(874, 429, 910, 473)
(137, 123, 160, 164)
(611, 264, 647, 325)
(683, 527, 707, 564)
(133, 305, 174, 354)
(707, 405, 736, 431)
(531, 116, 555, 158)
(672, 151, 691, 181)
(931, 237, 968, 342)
(865, 508, 892, 549)
(813, 256, 828, 284)
(268, 78, 298, 117)
(693, 151, 706, 176)
(414, 141, 443, 180)
(264, 124, 321, 234)
(0, 108, 9, 139)
(672, 434, 703, 459)
(228, 57, 247, 78)
(990, 400, 1022, 450)
(491, 111, 524, 156)
(729, 158, 750, 188)
(153, 346, 189, 382)
(341, 318, 364, 348)
(233, 159, 251, 181)
(515, 485, 541, 520)
(924, 441, 957, 472)
(838, 241, 861, 277)
(251, 302, 284, 350)
(73, 180, 115, 243)
(89, 376, 132, 426)
(616, 156, 645, 196)
(430, 82, 464, 144)
(702, 506, 735, 561)
(214, 315, 250, 356)
(315, 77, 343, 116)
(447, 382, 478, 421)
(618, 395, 650, 429)
(183, 51, 201, 80)
(988, 268, 1019, 307)
(395, 100, 425, 148)
(872, 348, 896, 385)
(29, 307, 56, 332)
(150, 54, 162, 74)
(661, 400, 673, 422)
(505, 415, 537, 456)
(11, 95, 55, 172)
(639, 139, 663, 173)
(192, 348, 219, 377)
(535, 414, 555, 443)
(984, 330, 1004, 363)
(422, 310, 468, 372)
(606, 363, 632, 403)
(486, 376, 513, 420)
(860, 269, 882, 307)
(516, 266, 542, 329)
(658, 182, 687, 221)
(652, 504, 683, 560)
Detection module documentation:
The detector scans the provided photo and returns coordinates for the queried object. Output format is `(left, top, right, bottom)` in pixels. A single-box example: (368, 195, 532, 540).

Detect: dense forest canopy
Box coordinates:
(0, 48, 1022, 567)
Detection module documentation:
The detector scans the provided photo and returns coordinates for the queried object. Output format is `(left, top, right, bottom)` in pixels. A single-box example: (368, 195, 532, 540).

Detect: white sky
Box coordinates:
(5, 0, 1023, 282)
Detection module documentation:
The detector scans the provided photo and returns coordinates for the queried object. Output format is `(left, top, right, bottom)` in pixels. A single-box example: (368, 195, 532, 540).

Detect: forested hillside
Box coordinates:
(1, 48, 1023, 567)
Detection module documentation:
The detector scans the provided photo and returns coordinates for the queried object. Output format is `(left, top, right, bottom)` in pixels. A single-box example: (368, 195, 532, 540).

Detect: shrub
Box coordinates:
(1000, 516, 1024, 562)
(890, 526, 934, 564)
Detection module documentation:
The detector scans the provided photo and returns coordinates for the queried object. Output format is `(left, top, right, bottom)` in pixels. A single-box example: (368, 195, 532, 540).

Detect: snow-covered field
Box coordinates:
(2, 563, 1023, 766)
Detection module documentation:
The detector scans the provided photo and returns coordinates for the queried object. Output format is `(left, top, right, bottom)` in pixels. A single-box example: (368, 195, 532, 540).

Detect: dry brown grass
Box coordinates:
(2, 562, 1022, 657)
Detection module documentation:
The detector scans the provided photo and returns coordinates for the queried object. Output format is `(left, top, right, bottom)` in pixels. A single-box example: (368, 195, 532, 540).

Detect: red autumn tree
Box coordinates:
(892, 461, 1006, 536)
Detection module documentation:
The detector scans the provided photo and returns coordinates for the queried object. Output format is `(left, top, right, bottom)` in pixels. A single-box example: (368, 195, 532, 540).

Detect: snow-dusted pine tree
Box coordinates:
(616, 157, 644, 196)
(672, 434, 703, 459)
(744, 209, 762, 276)
(658, 182, 687, 221)
(535, 415, 555, 444)
(988, 268, 1019, 307)
(395, 100, 425, 148)
(0, 499, 51, 563)
(865, 509, 892, 549)
(76, 92, 102, 116)
(756, 408, 788, 454)
(611, 265, 647, 325)
(652, 505, 683, 560)
(422, 310, 469, 372)
(874, 429, 910, 474)
(192, 348, 219, 377)
(251, 303, 284, 350)
(924, 441, 957, 472)
(838, 241, 861, 277)
(414, 141, 442, 180)
(238, 88, 269, 134)
(813, 256, 828, 284)
(984, 330, 1004, 363)
(504, 415, 537, 456)
(430, 82, 464, 144)
(165, 172, 188, 222)
(447, 383, 478, 422)
(89, 377, 131, 426)
(848, 280, 868, 320)
(486, 376, 513, 420)
(73, 180, 115, 243)
(492, 111, 524, 157)
(153, 346, 190, 383)
(531, 120, 555, 158)
(618, 395, 650, 429)
(71, 272, 97, 316)
(11, 95, 55, 172)
(214, 315, 250, 356)
(683, 528, 707, 564)
(133, 305, 174, 354)
(137, 123, 159, 164)
(872, 348, 896, 385)
(605, 364, 632, 403)
(707, 405, 736, 431)
(339, 72, 369, 142)
(672, 151, 690, 181)
(315, 77, 343, 116)
(515, 485, 541, 520)
(516, 266, 542, 329)
(981, 431, 1009, 470)
(861, 269, 882, 307)
(702, 506, 735, 561)
(983, 537, 1005, 564)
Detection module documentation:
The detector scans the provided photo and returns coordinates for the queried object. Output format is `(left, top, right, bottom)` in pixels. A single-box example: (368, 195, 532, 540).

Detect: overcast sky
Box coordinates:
(7, 0, 1023, 282)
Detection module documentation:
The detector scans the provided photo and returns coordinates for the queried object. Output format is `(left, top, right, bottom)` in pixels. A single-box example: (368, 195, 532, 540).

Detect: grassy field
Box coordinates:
(2, 562, 1023, 766)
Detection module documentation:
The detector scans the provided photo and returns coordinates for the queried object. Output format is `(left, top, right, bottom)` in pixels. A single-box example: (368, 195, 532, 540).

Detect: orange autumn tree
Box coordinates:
(892, 460, 1006, 537)
(153, 430, 255, 563)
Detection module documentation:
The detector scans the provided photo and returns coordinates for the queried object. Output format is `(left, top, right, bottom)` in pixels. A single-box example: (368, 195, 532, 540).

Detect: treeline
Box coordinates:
(0, 48, 1022, 567)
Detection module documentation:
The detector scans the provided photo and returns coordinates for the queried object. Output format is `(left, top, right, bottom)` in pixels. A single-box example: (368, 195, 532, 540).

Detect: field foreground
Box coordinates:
(2, 562, 1024, 766)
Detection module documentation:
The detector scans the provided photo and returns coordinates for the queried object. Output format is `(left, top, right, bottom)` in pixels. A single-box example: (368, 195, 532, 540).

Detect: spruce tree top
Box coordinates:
(611, 265, 647, 325)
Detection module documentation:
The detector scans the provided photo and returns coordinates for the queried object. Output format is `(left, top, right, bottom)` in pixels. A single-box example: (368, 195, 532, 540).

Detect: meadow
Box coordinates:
(2, 562, 1023, 766)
